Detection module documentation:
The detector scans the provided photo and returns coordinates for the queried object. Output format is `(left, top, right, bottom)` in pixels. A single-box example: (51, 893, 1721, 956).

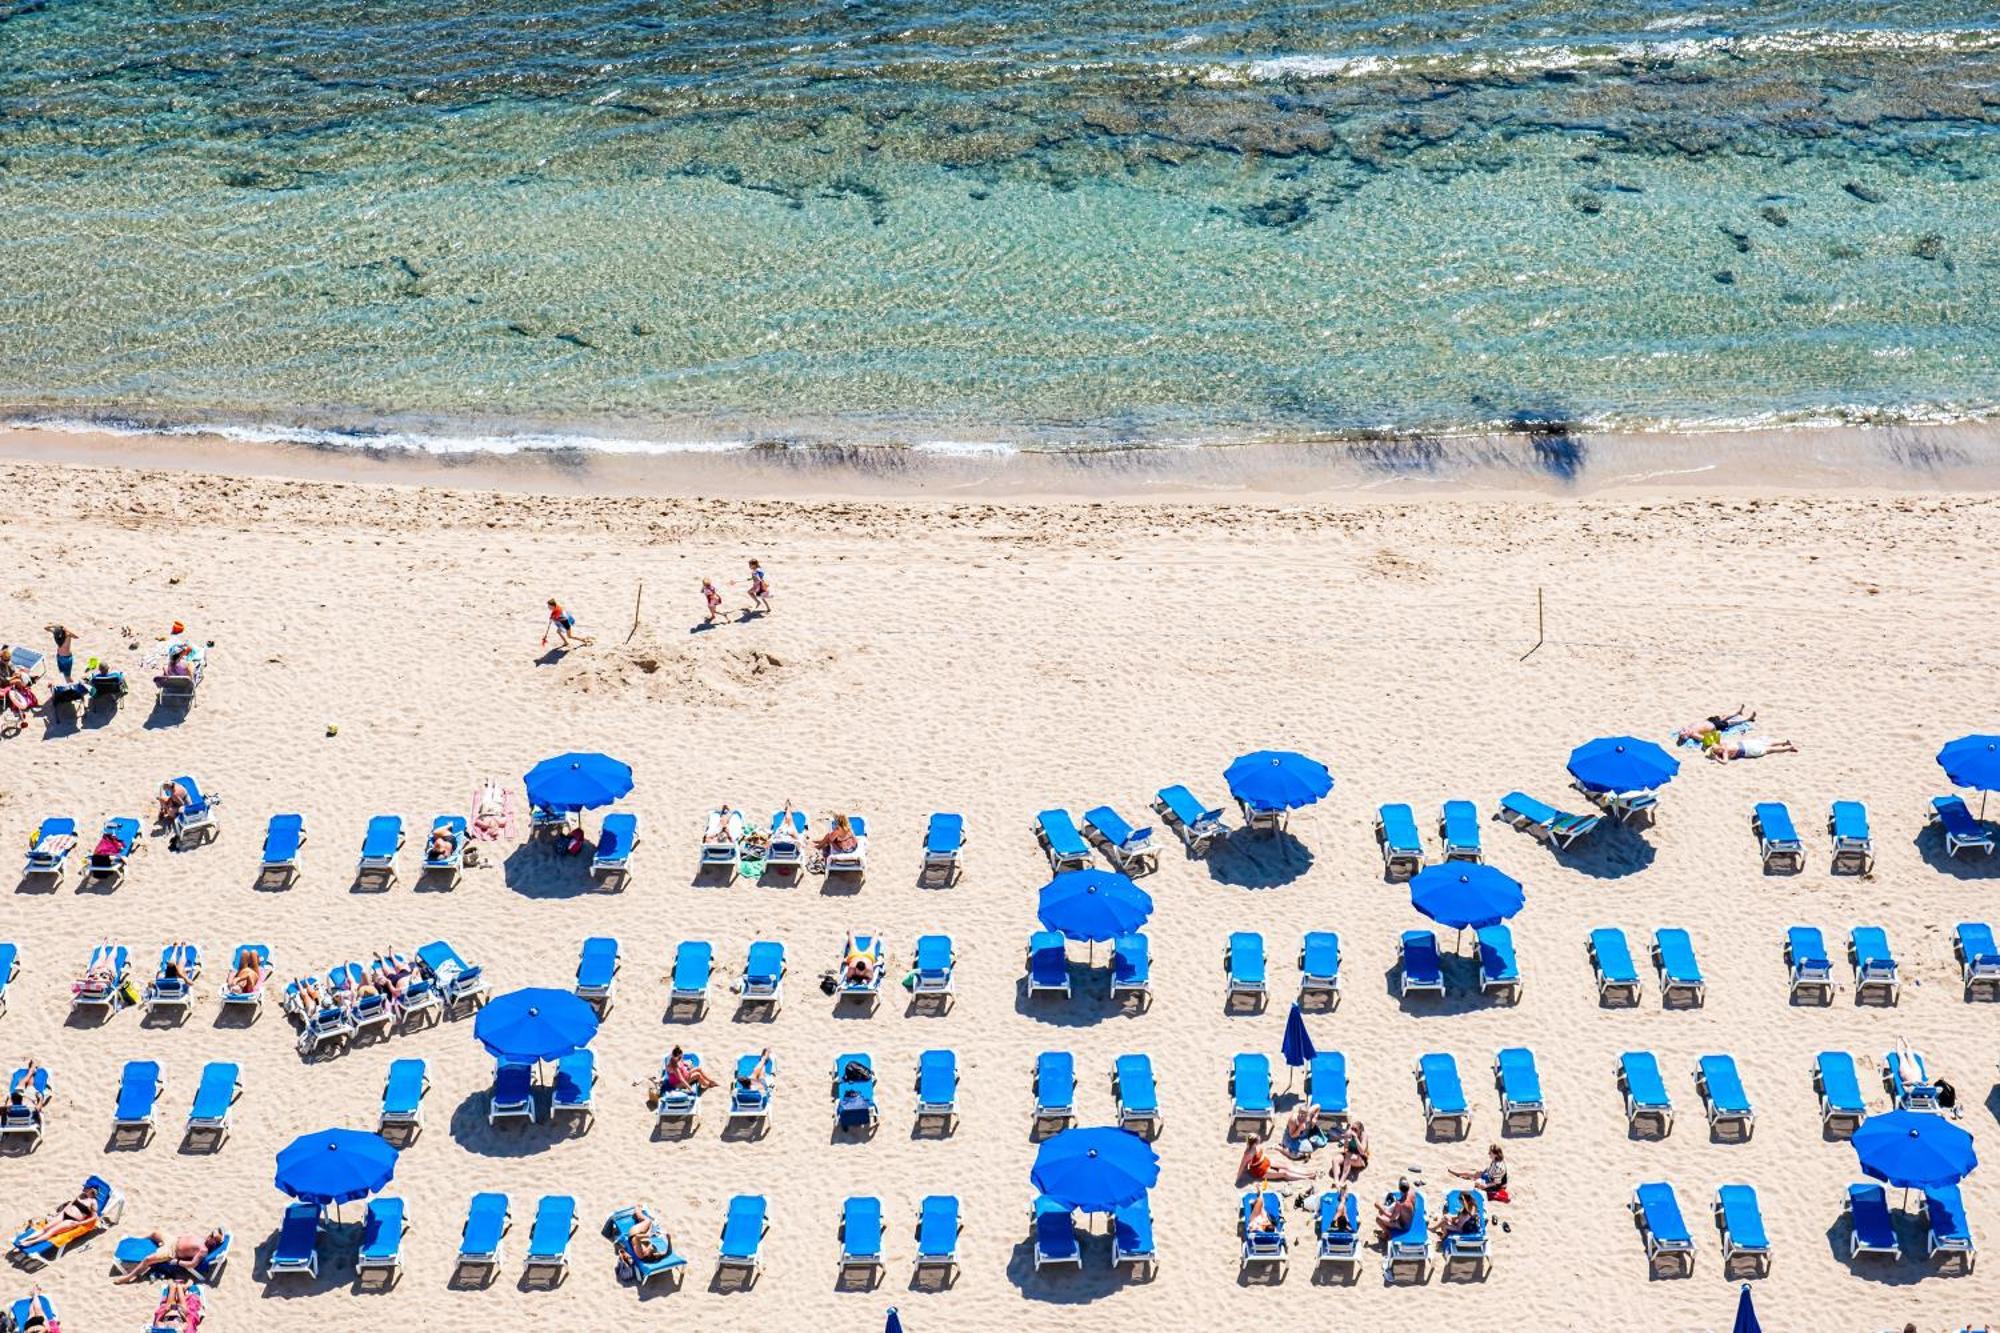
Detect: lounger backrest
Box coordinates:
(1113, 933, 1149, 980)
(362, 1198, 405, 1256)
(1477, 925, 1517, 976)
(1378, 803, 1421, 849)
(925, 813, 964, 853)
(673, 941, 713, 988)
(916, 935, 952, 972)
(1816, 1052, 1862, 1108)
(1960, 922, 2000, 966)
(1116, 1054, 1157, 1109)
(1717, 1185, 1765, 1244)
(1036, 1052, 1075, 1105)
(1851, 926, 1891, 964)
(1036, 810, 1088, 856)
(1233, 1054, 1271, 1107)
(1401, 931, 1441, 977)
(1157, 786, 1205, 826)
(1699, 1055, 1747, 1108)
(1229, 932, 1265, 981)
(1848, 1184, 1895, 1242)
(1591, 928, 1637, 980)
(1084, 805, 1133, 845)
(1788, 926, 1829, 965)
(1622, 1052, 1668, 1104)
(1301, 931, 1339, 976)
(192, 1062, 236, 1115)
(531, 1196, 577, 1256)
(919, 1050, 956, 1101)
(1500, 791, 1557, 825)
(745, 941, 783, 979)
(1497, 1047, 1542, 1103)
(720, 1196, 766, 1256)
(1419, 1053, 1465, 1110)
(1655, 929, 1700, 979)
(1442, 801, 1478, 846)
(917, 1197, 959, 1256)
(462, 1193, 509, 1253)
(384, 1059, 426, 1110)
(1635, 1183, 1688, 1241)
(1755, 802, 1798, 842)
(842, 1197, 883, 1253)
(1831, 801, 1869, 839)
(1309, 1052, 1348, 1108)
(362, 816, 401, 855)
(577, 937, 618, 985)
(1925, 1186, 1970, 1241)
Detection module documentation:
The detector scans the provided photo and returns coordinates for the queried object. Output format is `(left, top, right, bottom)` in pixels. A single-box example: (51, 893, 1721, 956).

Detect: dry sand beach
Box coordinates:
(1, 450, 1997, 1331)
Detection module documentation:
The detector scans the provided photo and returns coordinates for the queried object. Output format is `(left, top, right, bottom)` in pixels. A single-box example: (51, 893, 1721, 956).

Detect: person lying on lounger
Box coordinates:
(155, 781, 189, 827)
(1434, 1193, 1480, 1239)
(1279, 1102, 1326, 1159)
(1675, 705, 1754, 744)
(841, 932, 878, 986)
(622, 1207, 673, 1260)
(1372, 1180, 1415, 1244)
(1239, 1134, 1313, 1184)
(91, 829, 129, 864)
(290, 976, 327, 1012)
(7, 1060, 50, 1116)
(1332, 1121, 1370, 1185)
(735, 1049, 773, 1096)
(77, 947, 120, 990)
(150, 1278, 201, 1329)
(368, 953, 411, 999)
(663, 1045, 718, 1093)
(229, 949, 265, 994)
(1244, 1192, 1279, 1233)
(427, 824, 459, 860)
(114, 1228, 226, 1284)
(1706, 735, 1799, 762)
(159, 942, 194, 983)
(14, 1289, 53, 1333)
(15, 1181, 101, 1247)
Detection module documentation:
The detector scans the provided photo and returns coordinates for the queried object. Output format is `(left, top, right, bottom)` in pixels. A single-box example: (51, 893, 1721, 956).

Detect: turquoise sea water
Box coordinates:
(0, 1, 1997, 451)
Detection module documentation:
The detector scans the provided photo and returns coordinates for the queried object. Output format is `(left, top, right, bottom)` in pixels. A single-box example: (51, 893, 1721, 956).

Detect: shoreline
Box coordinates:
(7, 417, 2000, 504)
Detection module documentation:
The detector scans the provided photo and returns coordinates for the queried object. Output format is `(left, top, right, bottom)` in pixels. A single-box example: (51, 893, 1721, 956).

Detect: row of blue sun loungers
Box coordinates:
(1236, 1185, 1488, 1282)
(1632, 1180, 1975, 1279)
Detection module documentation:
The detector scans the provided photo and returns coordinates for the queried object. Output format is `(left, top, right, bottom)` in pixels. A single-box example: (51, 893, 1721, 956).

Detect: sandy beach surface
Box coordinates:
(1, 453, 1997, 1332)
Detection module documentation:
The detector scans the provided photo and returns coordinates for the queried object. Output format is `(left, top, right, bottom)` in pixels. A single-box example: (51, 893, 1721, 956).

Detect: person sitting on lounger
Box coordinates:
(841, 932, 877, 985)
(230, 948, 265, 994)
(159, 645, 195, 680)
(155, 781, 189, 827)
(664, 1045, 718, 1093)
(428, 824, 458, 860)
(114, 1228, 226, 1284)
(622, 1206, 673, 1260)
(1434, 1193, 1480, 1239)
(1239, 1134, 1313, 1184)
(159, 942, 194, 983)
(1451, 1144, 1509, 1200)
(1372, 1179, 1415, 1245)
(369, 953, 411, 999)
(1333, 1121, 1370, 1186)
(1706, 735, 1799, 762)
(816, 815, 858, 857)
(1244, 1191, 1279, 1233)
(78, 946, 119, 991)
(735, 1048, 773, 1096)
(8, 1060, 50, 1114)
(1676, 706, 1754, 744)
(291, 976, 327, 1012)
(150, 1278, 201, 1329)
(16, 1181, 102, 1247)
(1279, 1102, 1326, 1159)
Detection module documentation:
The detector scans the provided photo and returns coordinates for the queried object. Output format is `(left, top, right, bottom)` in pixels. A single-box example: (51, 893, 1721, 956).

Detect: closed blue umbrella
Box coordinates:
(1567, 736, 1679, 793)
(524, 751, 633, 812)
(1409, 862, 1524, 931)
(1224, 750, 1333, 812)
(1031, 1126, 1160, 1212)
(1280, 1002, 1316, 1089)
(475, 987, 600, 1064)
(1938, 735, 2000, 816)
(1730, 1283, 1761, 1333)
(885, 1309, 903, 1333)
(1038, 870, 1153, 943)
(1853, 1109, 1978, 1190)
(275, 1128, 398, 1206)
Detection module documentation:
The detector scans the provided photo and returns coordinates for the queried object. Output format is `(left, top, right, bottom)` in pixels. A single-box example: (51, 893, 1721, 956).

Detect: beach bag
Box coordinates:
(817, 973, 838, 997)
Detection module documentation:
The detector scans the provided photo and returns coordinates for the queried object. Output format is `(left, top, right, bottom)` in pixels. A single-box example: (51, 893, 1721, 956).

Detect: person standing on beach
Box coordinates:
(542, 598, 592, 650)
(746, 559, 771, 614)
(45, 625, 76, 681)
(701, 579, 725, 626)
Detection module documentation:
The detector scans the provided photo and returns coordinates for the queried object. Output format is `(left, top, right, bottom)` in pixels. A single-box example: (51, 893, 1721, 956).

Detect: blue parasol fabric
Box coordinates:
(474, 987, 600, 1064)
(885, 1309, 904, 1333)
(1567, 736, 1679, 793)
(1409, 862, 1524, 930)
(524, 752, 633, 812)
(1280, 1002, 1316, 1069)
(1031, 1126, 1161, 1212)
(1938, 735, 2000, 792)
(1730, 1283, 1762, 1333)
(1852, 1109, 1978, 1189)
(274, 1128, 398, 1205)
(1224, 750, 1333, 812)
(1037, 870, 1153, 943)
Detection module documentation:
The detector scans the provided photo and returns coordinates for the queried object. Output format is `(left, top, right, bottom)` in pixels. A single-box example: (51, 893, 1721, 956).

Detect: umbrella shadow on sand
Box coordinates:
(1205, 833, 1313, 888)
(447, 1089, 579, 1158)
(1537, 821, 1656, 880)
(1912, 826, 2000, 880)
(501, 842, 600, 900)
(1005, 1233, 1131, 1302)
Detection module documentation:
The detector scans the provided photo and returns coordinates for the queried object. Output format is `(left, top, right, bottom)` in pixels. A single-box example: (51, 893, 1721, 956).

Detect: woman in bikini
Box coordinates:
(1333, 1120, 1370, 1185)
(1238, 1134, 1314, 1184)
(16, 1182, 101, 1247)
(229, 948, 265, 994)
(664, 1045, 718, 1092)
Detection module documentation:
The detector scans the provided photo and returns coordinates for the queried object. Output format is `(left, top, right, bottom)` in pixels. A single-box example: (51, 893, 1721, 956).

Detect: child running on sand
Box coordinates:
(542, 599, 592, 649)
(701, 579, 725, 625)
(746, 559, 771, 614)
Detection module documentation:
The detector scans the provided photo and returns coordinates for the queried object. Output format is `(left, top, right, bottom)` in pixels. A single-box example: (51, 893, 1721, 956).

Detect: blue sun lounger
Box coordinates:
(1231, 1053, 1273, 1134)
(1033, 1051, 1075, 1130)
(1886, 1049, 1940, 1112)
(1375, 803, 1424, 877)
(356, 1197, 407, 1284)
(839, 1196, 883, 1277)
(255, 813, 306, 888)
(1027, 931, 1070, 999)
(185, 1061, 239, 1143)
(0, 942, 19, 1018)
(1828, 800, 1873, 873)
(1932, 795, 1995, 857)
(165, 777, 217, 850)
(1032, 1195, 1081, 1271)
(1477, 924, 1521, 1002)
(1153, 784, 1226, 854)
(526, 1195, 578, 1284)
(1496, 791, 1600, 849)
(1590, 927, 1641, 1005)
(724, 1052, 775, 1127)
(913, 934, 956, 1002)
(915, 1049, 958, 1129)
(1084, 805, 1159, 875)
(1957, 921, 2000, 1000)
(1814, 1051, 1866, 1135)
(1715, 1184, 1771, 1277)
(1314, 1191, 1361, 1270)
(72, 943, 129, 1015)
(1922, 1186, 1977, 1271)
(422, 814, 467, 886)
(1440, 800, 1482, 862)
(1307, 1052, 1349, 1129)
(1416, 1053, 1469, 1139)
(355, 815, 403, 889)
(607, 1204, 685, 1287)
(575, 936, 620, 1013)
(833, 1052, 878, 1133)
(6, 1298, 55, 1333)
(922, 813, 965, 885)
(3, 1065, 50, 1148)
(1240, 1191, 1287, 1270)
(1111, 932, 1150, 1005)
(380, 1058, 430, 1136)
(1225, 931, 1266, 1008)
(1399, 930, 1444, 999)
(113, 1059, 162, 1142)
(1299, 931, 1340, 1006)
(1652, 928, 1705, 1007)
(219, 942, 270, 1016)
(765, 811, 807, 874)
(916, 1195, 961, 1280)
(144, 942, 201, 1019)
(1440, 1188, 1490, 1274)
(269, 1201, 322, 1279)
(742, 940, 786, 1011)
(1696, 1054, 1755, 1140)
(656, 1052, 706, 1129)
(1620, 1051, 1674, 1136)
(1786, 926, 1834, 1004)
(457, 1192, 510, 1278)
(22, 817, 77, 884)
(1495, 1047, 1545, 1133)
(1115, 1053, 1160, 1134)
(85, 817, 140, 888)
(1850, 926, 1900, 1003)
(1112, 1195, 1157, 1272)
(1034, 809, 1093, 872)
(552, 1049, 596, 1125)
(1632, 1182, 1694, 1276)
(1846, 1183, 1901, 1260)
(1382, 1190, 1428, 1282)
(590, 811, 639, 883)
(716, 1195, 767, 1281)
(489, 1062, 536, 1125)
(1753, 802, 1803, 872)
(670, 940, 713, 1016)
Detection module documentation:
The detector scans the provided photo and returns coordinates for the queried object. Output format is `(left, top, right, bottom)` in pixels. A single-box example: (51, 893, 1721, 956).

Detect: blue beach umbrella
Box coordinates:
(1853, 1109, 1977, 1191)
(1224, 750, 1333, 812)
(885, 1309, 903, 1333)
(1037, 870, 1153, 944)
(1938, 734, 2000, 816)
(524, 751, 633, 812)
(474, 987, 600, 1064)
(1031, 1126, 1160, 1212)
(275, 1128, 398, 1206)
(1280, 1002, 1316, 1088)
(1567, 736, 1679, 794)
(1730, 1283, 1762, 1333)
(1409, 862, 1524, 932)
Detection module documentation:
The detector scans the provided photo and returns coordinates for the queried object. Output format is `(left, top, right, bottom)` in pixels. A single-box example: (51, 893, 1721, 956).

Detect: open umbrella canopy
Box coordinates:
(1409, 862, 1524, 930)
(1224, 750, 1333, 812)
(1037, 870, 1153, 943)
(1852, 1110, 1978, 1189)
(1280, 1002, 1317, 1069)
(524, 751, 633, 812)
(275, 1128, 398, 1205)
(1567, 736, 1679, 793)
(1938, 735, 2000, 791)
(1031, 1126, 1161, 1211)
(475, 987, 600, 1064)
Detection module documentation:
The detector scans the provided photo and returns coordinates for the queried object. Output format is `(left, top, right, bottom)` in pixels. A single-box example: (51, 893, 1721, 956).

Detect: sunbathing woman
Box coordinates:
(1434, 1193, 1480, 1239)
(77, 945, 119, 992)
(1239, 1134, 1314, 1184)
(1373, 1181, 1415, 1244)
(664, 1045, 718, 1092)
(1244, 1192, 1279, 1233)
(229, 948, 265, 994)
(735, 1049, 774, 1096)
(816, 815, 858, 857)
(155, 781, 188, 827)
(14, 1289, 54, 1333)
(624, 1208, 673, 1261)
(290, 976, 327, 1013)
(1707, 735, 1799, 762)
(16, 1182, 101, 1247)
(159, 942, 193, 983)
(1279, 1102, 1324, 1159)
(428, 824, 458, 860)
(1332, 1120, 1370, 1185)
(9, 1060, 51, 1113)
(150, 1279, 201, 1329)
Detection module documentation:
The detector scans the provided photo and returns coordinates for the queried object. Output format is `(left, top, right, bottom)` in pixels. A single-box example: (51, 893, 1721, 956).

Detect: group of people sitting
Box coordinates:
(1238, 1116, 1510, 1249)
(650, 1047, 773, 1105)
(706, 804, 858, 871)
(288, 951, 421, 1019)
(1, 645, 39, 728)
(1675, 705, 1800, 762)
